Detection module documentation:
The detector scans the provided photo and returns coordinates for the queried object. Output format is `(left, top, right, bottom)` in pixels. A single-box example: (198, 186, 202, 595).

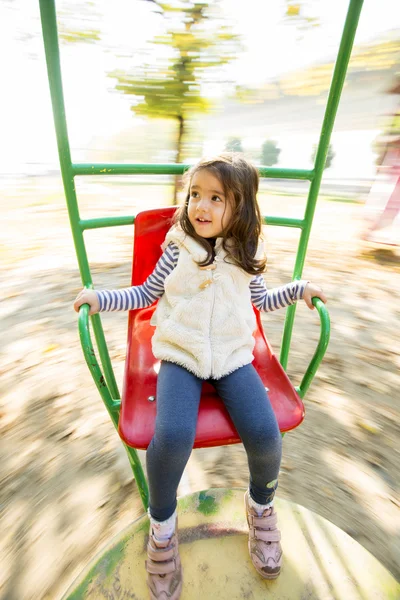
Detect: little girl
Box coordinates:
(74, 153, 326, 599)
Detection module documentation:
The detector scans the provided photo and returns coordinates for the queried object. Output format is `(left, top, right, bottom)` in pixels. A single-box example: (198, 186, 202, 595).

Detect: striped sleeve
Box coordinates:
(96, 242, 179, 312)
(250, 275, 308, 312)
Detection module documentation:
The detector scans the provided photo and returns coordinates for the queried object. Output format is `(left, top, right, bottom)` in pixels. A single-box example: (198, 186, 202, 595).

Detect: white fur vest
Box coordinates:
(151, 227, 264, 380)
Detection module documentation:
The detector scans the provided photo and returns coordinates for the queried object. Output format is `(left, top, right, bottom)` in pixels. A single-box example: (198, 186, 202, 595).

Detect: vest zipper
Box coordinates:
(209, 256, 218, 378)
(198, 254, 219, 377)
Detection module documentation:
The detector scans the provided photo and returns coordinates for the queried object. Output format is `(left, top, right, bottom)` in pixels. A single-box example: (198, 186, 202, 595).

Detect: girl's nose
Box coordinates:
(197, 198, 209, 211)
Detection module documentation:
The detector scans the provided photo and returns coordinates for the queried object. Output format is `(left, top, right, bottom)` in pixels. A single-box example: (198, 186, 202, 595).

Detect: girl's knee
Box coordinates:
(152, 425, 195, 456)
(246, 424, 282, 458)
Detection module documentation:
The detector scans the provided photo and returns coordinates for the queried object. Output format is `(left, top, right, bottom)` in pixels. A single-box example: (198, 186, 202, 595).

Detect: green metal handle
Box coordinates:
(78, 304, 120, 419)
(296, 298, 330, 398)
(78, 304, 149, 509)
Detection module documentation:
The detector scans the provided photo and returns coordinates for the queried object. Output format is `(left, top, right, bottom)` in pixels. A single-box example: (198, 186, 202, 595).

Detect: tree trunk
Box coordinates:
(173, 115, 185, 205)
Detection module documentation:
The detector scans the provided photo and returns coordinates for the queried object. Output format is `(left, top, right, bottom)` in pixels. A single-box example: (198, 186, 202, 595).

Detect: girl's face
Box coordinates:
(187, 169, 232, 238)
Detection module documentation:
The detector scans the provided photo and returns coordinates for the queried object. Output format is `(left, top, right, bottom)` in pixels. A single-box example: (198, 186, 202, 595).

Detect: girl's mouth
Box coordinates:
(196, 218, 211, 223)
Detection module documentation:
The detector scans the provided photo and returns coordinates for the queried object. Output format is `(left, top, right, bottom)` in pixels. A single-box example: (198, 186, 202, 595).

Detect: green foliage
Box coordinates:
(110, 1, 240, 125)
(58, 2, 101, 45)
(261, 140, 281, 166)
(235, 39, 400, 103)
(311, 143, 335, 170)
(225, 137, 243, 153)
(59, 29, 101, 44)
(284, 1, 320, 30)
(109, 0, 241, 201)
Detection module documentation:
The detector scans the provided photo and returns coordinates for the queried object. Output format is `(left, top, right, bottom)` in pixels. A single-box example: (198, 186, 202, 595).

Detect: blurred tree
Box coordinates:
(261, 140, 281, 166)
(235, 38, 400, 103)
(110, 0, 241, 203)
(284, 1, 320, 35)
(280, 38, 400, 98)
(311, 143, 335, 170)
(58, 1, 101, 44)
(225, 137, 243, 153)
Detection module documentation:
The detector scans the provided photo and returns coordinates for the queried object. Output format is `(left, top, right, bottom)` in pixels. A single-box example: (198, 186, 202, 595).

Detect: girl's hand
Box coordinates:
(303, 282, 327, 310)
(74, 289, 100, 315)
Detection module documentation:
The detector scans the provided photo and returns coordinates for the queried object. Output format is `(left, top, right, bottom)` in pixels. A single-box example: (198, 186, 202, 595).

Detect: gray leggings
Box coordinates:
(146, 361, 282, 521)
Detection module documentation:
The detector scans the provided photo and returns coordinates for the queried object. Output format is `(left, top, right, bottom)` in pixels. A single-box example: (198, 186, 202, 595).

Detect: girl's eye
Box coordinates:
(190, 191, 199, 198)
(212, 195, 222, 202)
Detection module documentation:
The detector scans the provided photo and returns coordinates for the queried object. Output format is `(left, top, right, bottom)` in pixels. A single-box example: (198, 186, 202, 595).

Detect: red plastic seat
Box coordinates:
(119, 207, 305, 449)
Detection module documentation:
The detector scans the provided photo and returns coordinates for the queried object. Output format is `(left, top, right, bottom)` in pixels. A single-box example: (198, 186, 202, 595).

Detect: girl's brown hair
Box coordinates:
(175, 153, 266, 275)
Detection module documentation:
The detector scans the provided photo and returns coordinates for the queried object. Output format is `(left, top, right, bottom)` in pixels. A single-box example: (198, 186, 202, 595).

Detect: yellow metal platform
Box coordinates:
(62, 488, 399, 599)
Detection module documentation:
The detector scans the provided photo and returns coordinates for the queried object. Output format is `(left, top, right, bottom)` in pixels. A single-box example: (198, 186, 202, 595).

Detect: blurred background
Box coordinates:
(0, 1, 399, 598)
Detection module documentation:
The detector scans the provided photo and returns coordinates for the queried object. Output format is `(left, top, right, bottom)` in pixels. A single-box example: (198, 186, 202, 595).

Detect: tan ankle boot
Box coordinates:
(244, 490, 282, 579)
(145, 520, 182, 599)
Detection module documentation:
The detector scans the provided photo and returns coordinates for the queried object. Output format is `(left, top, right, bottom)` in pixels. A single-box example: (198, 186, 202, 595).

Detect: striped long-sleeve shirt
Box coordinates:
(96, 242, 307, 313)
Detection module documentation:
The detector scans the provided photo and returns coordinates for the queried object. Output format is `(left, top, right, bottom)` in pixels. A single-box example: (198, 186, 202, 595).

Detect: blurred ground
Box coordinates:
(0, 178, 399, 599)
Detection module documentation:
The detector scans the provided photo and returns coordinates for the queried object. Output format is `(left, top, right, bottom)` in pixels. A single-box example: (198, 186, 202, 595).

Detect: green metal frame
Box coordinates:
(39, 0, 363, 511)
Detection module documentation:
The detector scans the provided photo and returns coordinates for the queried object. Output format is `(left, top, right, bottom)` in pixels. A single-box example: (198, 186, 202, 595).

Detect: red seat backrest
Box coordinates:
(119, 207, 304, 450)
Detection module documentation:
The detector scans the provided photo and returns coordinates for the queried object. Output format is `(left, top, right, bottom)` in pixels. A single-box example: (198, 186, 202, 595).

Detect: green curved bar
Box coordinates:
(78, 304, 149, 509)
(78, 305, 119, 415)
(296, 298, 331, 398)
